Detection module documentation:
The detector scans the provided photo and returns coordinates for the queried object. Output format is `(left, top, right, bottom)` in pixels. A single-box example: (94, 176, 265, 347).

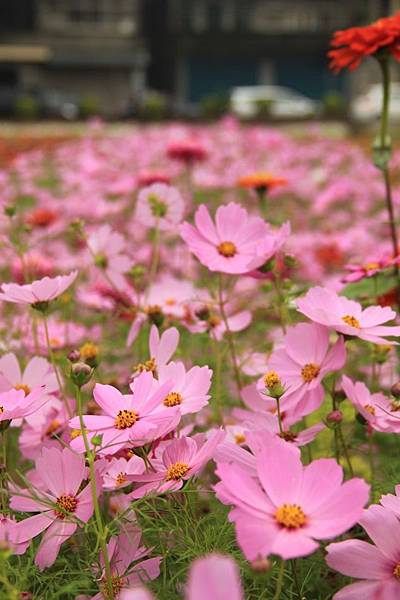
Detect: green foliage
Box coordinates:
(140, 92, 168, 121)
(14, 96, 40, 121)
(79, 95, 101, 119)
(200, 92, 229, 120)
(322, 91, 346, 117)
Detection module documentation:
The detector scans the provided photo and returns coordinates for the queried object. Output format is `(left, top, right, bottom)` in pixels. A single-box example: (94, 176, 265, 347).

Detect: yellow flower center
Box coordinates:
(391, 400, 400, 412)
(114, 409, 139, 430)
(0, 407, 4, 413)
(165, 462, 189, 481)
(364, 262, 379, 271)
(264, 370, 281, 388)
(14, 384, 31, 396)
(217, 241, 237, 258)
(279, 431, 298, 442)
(54, 494, 78, 519)
(393, 563, 400, 580)
(165, 298, 176, 306)
(301, 363, 320, 383)
(364, 404, 376, 415)
(44, 419, 61, 437)
(342, 315, 361, 328)
(100, 575, 125, 597)
(49, 337, 62, 348)
(116, 472, 127, 486)
(70, 428, 86, 440)
(79, 341, 99, 360)
(208, 315, 221, 328)
(163, 392, 183, 407)
(235, 433, 246, 444)
(275, 504, 307, 529)
(134, 357, 157, 374)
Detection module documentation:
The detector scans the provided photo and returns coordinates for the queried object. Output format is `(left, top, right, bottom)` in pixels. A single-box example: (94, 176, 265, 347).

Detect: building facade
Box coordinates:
(143, 0, 393, 105)
(0, 0, 148, 117)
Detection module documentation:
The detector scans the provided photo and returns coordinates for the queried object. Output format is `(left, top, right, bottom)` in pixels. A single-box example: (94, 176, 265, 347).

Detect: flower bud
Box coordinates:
(4, 205, 16, 218)
(391, 382, 400, 398)
(263, 370, 285, 398)
(251, 558, 272, 573)
(70, 362, 93, 388)
(326, 410, 343, 424)
(67, 349, 81, 363)
(146, 305, 164, 327)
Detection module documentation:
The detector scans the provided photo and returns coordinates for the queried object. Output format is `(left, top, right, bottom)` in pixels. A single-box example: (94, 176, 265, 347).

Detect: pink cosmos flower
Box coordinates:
(326, 504, 400, 599)
(342, 376, 400, 433)
(129, 431, 224, 498)
(380, 484, 400, 516)
(342, 255, 398, 283)
(215, 434, 369, 560)
(102, 455, 145, 490)
(297, 286, 400, 344)
(69, 372, 180, 455)
(0, 271, 78, 305)
(119, 554, 243, 600)
(156, 362, 212, 415)
(0, 352, 57, 426)
(180, 202, 279, 274)
(186, 554, 243, 600)
(135, 183, 184, 231)
(258, 323, 346, 418)
(87, 224, 131, 289)
(0, 386, 47, 423)
(0, 515, 29, 555)
(92, 524, 161, 600)
(131, 326, 179, 376)
(166, 140, 208, 164)
(10, 447, 93, 569)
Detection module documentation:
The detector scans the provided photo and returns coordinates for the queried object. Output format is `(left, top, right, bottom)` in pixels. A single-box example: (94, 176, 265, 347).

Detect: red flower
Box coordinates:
(328, 12, 400, 72)
(166, 140, 208, 164)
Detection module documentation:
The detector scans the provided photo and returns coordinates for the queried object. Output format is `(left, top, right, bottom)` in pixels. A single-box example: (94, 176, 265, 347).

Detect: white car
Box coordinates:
(351, 83, 400, 122)
(230, 85, 320, 119)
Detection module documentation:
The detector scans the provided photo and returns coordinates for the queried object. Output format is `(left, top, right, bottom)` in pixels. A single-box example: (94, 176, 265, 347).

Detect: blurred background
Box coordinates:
(0, 0, 399, 123)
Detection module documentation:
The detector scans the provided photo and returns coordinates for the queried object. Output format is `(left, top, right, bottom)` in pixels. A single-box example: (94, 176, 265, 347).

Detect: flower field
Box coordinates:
(3, 14, 400, 600)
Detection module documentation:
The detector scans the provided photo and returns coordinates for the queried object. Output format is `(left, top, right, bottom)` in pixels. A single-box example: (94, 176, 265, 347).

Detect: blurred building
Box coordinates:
(0, 0, 396, 117)
(143, 0, 393, 106)
(0, 1, 148, 117)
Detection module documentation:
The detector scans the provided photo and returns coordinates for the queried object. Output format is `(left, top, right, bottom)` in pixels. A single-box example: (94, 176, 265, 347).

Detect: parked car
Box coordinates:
(351, 83, 400, 123)
(230, 85, 320, 119)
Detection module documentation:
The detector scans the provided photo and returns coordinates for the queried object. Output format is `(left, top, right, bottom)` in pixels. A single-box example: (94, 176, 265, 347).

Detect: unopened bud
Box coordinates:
(146, 305, 164, 327)
(70, 362, 93, 388)
(251, 558, 272, 573)
(326, 410, 343, 424)
(391, 382, 400, 399)
(68, 349, 81, 363)
(19, 592, 33, 600)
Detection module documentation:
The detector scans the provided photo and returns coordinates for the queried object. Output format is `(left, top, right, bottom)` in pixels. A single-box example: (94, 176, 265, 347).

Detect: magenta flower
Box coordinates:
(180, 202, 277, 274)
(92, 524, 161, 600)
(129, 431, 224, 498)
(342, 375, 400, 433)
(156, 362, 212, 415)
(0, 271, 78, 306)
(258, 323, 345, 418)
(297, 286, 400, 344)
(326, 504, 400, 599)
(135, 183, 185, 232)
(10, 447, 93, 569)
(215, 434, 369, 560)
(0, 515, 29, 555)
(69, 372, 180, 455)
(381, 484, 400, 516)
(186, 553, 244, 600)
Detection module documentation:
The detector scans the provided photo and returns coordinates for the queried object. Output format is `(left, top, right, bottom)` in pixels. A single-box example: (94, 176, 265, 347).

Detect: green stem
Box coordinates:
(217, 274, 242, 394)
(75, 385, 114, 600)
(273, 559, 285, 600)
(368, 432, 375, 496)
(337, 425, 354, 477)
(276, 397, 284, 434)
(147, 222, 160, 293)
(290, 559, 302, 600)
(0, 430, 8, 513)
(43, 315, 72, 418)
(211, 334, 224, 423)
(273, 271, 287, 334)
(378, 57, 400, 306)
